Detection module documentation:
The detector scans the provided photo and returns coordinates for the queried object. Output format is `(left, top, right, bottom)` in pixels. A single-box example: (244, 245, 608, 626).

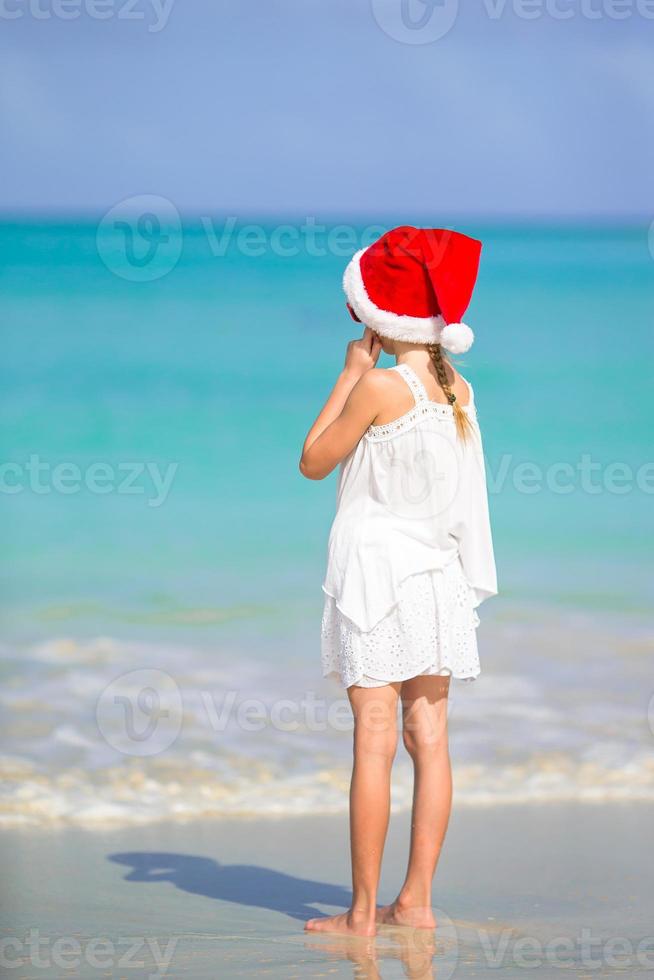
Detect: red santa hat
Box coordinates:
(343, 226, 482, 354)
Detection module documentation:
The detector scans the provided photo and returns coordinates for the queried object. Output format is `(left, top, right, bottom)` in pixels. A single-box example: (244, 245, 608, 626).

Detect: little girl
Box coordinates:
(300, 226, 497, 937)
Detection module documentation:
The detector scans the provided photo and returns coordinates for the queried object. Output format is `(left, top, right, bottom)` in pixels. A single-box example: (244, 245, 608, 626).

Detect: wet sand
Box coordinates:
(2, 802, 653, 978)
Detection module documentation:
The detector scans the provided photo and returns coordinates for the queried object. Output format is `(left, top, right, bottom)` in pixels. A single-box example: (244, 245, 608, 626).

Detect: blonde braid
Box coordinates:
(428, 343, 471, 442)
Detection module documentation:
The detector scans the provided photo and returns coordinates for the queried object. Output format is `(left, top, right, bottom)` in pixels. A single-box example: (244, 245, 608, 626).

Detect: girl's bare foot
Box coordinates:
(376, 899, 436, 929)
(305, 909, 377, 937)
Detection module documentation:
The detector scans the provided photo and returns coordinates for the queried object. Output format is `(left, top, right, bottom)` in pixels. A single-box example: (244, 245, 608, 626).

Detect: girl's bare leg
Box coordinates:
(305, 682, 400, 936)
(377, 675, 451, 929)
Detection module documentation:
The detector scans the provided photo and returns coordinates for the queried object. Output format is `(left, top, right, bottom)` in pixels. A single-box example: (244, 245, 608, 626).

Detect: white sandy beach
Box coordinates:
(3, 802, 654, 979)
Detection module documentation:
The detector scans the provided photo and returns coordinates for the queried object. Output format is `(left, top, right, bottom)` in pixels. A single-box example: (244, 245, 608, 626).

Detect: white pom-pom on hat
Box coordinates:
(439, 322, 474, 355)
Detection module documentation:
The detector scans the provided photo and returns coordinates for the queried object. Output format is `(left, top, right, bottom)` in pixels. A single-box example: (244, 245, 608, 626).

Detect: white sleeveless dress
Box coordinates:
(320, 363, 497, 689)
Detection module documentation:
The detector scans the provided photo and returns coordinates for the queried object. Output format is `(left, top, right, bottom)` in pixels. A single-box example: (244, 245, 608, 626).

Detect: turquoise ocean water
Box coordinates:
(1, 220, 653, 824)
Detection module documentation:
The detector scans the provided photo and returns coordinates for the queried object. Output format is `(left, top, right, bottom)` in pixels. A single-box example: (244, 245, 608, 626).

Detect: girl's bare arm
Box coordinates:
(299, 328, 383, 480)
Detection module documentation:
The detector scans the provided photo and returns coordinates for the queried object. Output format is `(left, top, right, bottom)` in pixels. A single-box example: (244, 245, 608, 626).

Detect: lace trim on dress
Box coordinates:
(394, 362, 428, 403)
(366, 401, 475, 442)
(365, 363, 475, 443)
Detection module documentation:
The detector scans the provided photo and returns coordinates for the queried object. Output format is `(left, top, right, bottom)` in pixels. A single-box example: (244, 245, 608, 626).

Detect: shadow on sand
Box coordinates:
(108, 851, 352, 922)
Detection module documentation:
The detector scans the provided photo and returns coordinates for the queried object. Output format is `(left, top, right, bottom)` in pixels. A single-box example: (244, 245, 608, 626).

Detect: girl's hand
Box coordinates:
(344, 327, 382, 379)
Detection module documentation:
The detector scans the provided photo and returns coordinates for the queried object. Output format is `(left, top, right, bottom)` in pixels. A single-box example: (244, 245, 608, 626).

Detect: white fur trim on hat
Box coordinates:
(343, 249, 446, 345)
(439, 322, 474, 354)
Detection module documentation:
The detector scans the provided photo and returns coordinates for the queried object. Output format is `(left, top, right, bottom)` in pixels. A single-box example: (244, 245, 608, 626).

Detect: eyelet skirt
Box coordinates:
(320, 558, 480, 689)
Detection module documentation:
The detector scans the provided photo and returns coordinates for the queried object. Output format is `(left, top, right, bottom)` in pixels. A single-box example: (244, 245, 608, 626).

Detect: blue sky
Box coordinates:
(1, 0, 652, 217)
